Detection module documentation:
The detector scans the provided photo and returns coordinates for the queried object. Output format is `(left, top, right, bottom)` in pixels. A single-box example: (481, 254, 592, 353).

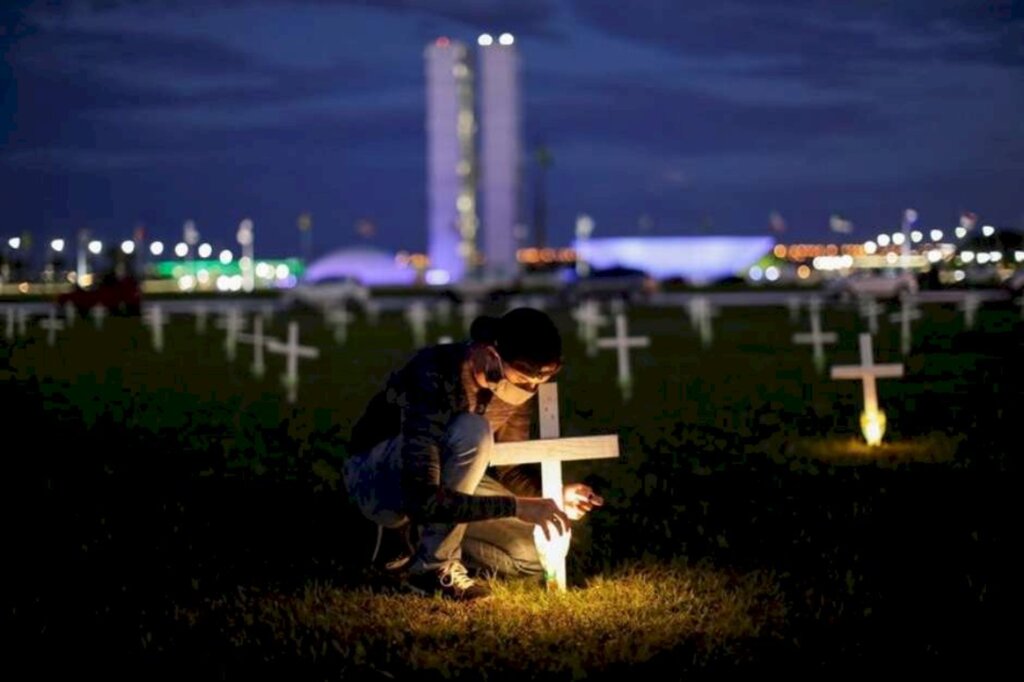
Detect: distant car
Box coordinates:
(826, 270, 919, 301)
(560, 266, 658, 306)
(57, 273, 142, 316)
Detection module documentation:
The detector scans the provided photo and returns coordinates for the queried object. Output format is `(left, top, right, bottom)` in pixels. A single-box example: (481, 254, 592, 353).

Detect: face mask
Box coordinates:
(483, 351, 537, 405)
(492, 378, 536, 405)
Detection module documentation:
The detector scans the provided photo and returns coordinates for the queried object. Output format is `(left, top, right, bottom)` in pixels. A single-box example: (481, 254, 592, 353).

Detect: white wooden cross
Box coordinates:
(571, 299, 607, 357)
(63, 301, 77, 328)
(193, 304, 209, 334)
(527, 294, 548, 312)
(266, 321, 320, 404)
(786, 296, 802, 324)
(325, 306, 354, 345)
(16, 307, 27, 337)
(888, 294, 922, 356)
(596, 313, 650, 401)
(459, 299, 480, 333)
(792, 297, 836, 373)
(405, 301, 430, 348)
(687, 296, 717, 348)
(958, 293, 980, 329)
(363, 298, 381, 326)
(236, 315, 266, 378)
(90, 304, 107, 330)
(142, 304, 167, 352)
(435, 298, 452, 326)
(216, 307, 246, 362)
(830, 332, 904, 424)
(4, 306, 14, 341)
(859, 296, 881, 335)
(491, 382, 619, 591)
(40, 307, 65, 347)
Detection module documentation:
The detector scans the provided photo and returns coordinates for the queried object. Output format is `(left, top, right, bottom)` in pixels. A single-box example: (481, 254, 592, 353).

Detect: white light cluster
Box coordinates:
(150, 241, 164, 256)
(930, 229, 943, 242)
(88, 240, 103, 255)
(863, 241, 878, 255)
(812, 255, 854, 270)
(876, 234, 891, 247)
(982, 225, 995, 237)
(175, 242, 189, 258)
(748, 265, 763, 281)
(121, 240, 135, 255)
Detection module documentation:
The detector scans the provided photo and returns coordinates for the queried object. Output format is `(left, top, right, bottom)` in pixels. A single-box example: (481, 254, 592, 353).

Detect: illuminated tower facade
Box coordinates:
(477, 32, 522, 280)
(425, 38, 477, 282)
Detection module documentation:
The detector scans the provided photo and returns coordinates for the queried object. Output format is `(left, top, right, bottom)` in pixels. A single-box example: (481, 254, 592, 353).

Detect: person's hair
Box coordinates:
(469, 307, 562, 376)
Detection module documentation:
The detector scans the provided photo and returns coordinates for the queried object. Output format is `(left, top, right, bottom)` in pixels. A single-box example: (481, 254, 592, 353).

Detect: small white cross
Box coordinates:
(571, 300, 607, 357)
(596, 313, 650, 401)
(325, 307, 354, 345)
(786, 296, 802, 324)
(39, 307, 65, 347)
(435, 298, 452, 325)
(193, 304, 208, 334)
(90, 304, 107, 330)
(491, 383, 619, 591)
(266, 321, 320, 404)
(459, 299, 480, 333)
(792, 298, 837, 373)
(63, 301, 77, 327)
(859, 296, 881, 335)
(142, 304, 167, 352)
(236, 315, 266, 378)
(888, 294, 922, 356)
(831, 333, 904, 416)
(687, 296, 717, 348)
(405, 301, 430, 348)
(216, 307, 246, 361)
(363, 298, 381, 326)
(958, 293, 980, 329)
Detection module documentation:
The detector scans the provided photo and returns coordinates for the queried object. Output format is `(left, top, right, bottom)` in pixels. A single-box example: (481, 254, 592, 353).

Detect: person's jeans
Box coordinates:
(343, 412, 543, 577)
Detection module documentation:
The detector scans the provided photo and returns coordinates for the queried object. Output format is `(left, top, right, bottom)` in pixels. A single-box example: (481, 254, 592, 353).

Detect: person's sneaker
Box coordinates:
(405, 561, 492, 601)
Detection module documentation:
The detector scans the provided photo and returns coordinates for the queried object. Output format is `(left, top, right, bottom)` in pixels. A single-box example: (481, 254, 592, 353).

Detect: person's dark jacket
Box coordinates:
(350, 342, 529, 523)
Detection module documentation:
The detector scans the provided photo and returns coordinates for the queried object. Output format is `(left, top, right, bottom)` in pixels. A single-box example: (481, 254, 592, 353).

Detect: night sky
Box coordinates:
(2, 0, 1022, 261)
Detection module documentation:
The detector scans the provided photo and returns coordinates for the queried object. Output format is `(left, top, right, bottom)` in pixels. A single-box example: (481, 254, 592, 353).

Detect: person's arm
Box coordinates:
(399, 361, 517, 524)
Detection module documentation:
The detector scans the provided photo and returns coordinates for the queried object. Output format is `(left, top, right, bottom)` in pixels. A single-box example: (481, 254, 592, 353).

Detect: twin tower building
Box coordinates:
(425, 34, 523, 283)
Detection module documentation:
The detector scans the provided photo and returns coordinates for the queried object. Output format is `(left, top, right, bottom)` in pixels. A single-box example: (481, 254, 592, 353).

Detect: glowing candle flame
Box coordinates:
(533, 525, 572, 590)
(860, 408, 887, 446)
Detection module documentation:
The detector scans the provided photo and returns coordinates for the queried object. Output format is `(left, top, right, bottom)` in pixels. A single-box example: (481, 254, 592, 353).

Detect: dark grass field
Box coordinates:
(2, 295, 1020, 678)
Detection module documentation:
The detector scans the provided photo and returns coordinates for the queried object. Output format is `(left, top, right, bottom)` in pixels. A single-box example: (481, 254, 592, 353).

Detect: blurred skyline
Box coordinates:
(2, 0, 1023, 260)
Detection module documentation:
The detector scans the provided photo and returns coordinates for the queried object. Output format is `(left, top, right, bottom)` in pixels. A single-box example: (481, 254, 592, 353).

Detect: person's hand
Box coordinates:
(563, 483, 604, 521)
(514, 497, 571, 541)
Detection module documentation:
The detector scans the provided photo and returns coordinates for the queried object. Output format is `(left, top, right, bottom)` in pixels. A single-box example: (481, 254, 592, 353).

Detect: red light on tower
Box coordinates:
(435, 36, 450, 47)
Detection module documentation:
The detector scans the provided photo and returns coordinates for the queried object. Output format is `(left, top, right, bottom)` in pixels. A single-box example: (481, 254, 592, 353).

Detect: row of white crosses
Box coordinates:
(3, 306, 29, 340)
